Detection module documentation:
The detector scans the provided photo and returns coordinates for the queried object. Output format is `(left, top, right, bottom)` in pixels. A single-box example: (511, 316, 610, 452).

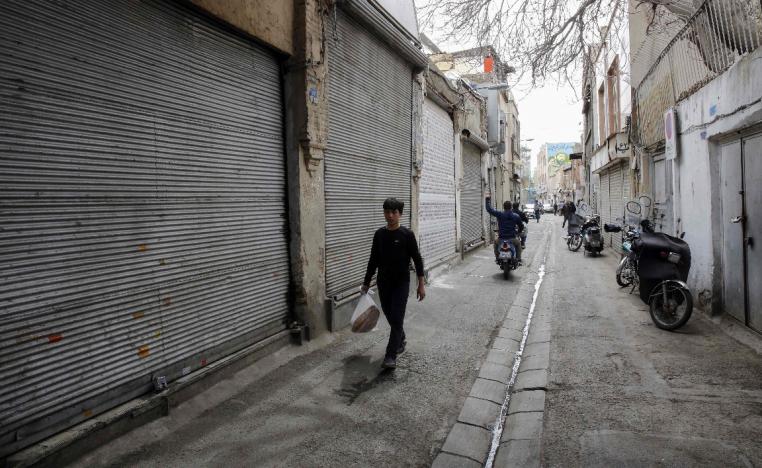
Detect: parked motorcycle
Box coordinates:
(604, 203, 693, 330)
(581, 215, 604, 256)
(566, 213, 585, 251)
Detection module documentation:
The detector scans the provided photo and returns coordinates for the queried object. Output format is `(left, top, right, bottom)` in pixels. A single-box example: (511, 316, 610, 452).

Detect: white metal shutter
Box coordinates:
(461, 143, 484, 245)
(419, 99, 456, 267)
(324, 8, 413, 297)
(609, 164, 624, 251)
(599, 171, 612, 247)
(0, 0, 289, 455)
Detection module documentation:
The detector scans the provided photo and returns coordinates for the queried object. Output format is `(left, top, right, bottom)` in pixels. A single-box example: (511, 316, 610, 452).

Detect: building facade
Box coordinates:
(630, 0, 762, 332)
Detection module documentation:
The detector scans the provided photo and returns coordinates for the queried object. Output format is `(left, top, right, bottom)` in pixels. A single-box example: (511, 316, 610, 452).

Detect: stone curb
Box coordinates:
(432, 228, 551, 466)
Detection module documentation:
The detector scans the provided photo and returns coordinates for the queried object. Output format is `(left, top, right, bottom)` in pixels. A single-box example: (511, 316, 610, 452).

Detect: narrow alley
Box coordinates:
(56, 216, 762, 467)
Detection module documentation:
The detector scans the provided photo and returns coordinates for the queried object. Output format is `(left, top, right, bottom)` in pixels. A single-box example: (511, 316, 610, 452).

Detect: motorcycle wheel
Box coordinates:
(648, 282, 693, 330)
(569, 234, 583, 252)
(503, 264, 510, 279)
(616, 257, 634, 287)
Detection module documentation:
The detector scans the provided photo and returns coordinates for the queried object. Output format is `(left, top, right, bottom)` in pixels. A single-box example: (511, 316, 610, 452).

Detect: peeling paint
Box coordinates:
(132, 311, 145, 320)
(137, 244, 148, 252)
(48, 334, 62, 344)
(162, 297, 171, 307)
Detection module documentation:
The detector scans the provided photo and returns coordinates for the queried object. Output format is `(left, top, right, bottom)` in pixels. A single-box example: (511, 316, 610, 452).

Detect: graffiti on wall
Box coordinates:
(546, 142, 576, 177)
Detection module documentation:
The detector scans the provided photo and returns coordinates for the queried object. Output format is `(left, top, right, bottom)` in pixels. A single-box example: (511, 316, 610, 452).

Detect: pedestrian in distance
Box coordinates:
(553, 202, 558, 215)
(534, 198, 542, 223)
(485, 193, 524, 262)
(362, 197, 425, 370)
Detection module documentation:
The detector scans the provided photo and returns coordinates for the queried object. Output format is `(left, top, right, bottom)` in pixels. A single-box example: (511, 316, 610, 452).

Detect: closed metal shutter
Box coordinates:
(609, 164, 624, 250)
(419, 99, 456, 267)
(599, 171, 612, 247)
(324, 8, 413, 297)
(461, 142, 484, 245)
(0, 0, 289, 455)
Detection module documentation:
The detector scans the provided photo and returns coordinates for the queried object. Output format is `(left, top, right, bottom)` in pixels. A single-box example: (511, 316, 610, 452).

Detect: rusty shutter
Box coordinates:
(0, 0, 289, 455)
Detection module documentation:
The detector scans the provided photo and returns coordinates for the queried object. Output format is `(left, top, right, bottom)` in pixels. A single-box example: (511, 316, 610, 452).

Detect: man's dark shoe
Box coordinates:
(382, 357, 397, 369)
(397, 340, 406, 355)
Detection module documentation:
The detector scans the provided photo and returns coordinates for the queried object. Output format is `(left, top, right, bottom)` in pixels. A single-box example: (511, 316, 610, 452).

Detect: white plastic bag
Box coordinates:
(351, 289, 380, 333)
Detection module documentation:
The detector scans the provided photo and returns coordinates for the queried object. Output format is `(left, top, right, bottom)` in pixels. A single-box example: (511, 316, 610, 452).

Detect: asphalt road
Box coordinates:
(69, 220, 552, 468)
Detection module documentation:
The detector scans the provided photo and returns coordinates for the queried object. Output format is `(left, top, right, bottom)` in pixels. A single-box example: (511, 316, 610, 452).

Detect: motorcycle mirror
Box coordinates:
(680, 232, 686, 239)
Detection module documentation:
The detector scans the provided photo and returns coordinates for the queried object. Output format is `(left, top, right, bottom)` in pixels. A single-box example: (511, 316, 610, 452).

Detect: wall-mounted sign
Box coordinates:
(665, 107, 678, 160)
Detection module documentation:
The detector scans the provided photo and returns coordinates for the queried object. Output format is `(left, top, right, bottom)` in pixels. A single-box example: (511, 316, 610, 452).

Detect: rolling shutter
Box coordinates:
(609, 163, 624, 251)
(324, 8, 413, 297)
(0, 0, 289, 454)
(419, 99, 456, 267)
(461, 142, 484, 246)
(599, 171, 612, 247)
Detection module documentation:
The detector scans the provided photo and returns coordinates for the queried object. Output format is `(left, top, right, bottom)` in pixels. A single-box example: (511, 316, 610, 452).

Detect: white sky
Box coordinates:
(417, 12, 584, 174)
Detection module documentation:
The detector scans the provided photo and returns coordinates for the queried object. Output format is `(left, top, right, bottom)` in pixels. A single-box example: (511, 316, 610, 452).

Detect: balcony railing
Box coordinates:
(635, 0, 762, 148)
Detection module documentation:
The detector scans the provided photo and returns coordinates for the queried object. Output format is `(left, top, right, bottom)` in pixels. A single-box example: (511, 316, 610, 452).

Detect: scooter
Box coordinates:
(604, 203, 694, 330)
(581, 215, 604, 256)
(494, 234, 520, 279)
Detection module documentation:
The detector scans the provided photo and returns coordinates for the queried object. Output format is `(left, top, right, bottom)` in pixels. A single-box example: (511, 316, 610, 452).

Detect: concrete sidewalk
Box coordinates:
(55, 221, 552, 467)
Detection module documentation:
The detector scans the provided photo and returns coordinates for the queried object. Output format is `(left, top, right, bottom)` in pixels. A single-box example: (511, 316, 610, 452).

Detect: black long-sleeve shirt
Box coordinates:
(364, 226, 424, 286)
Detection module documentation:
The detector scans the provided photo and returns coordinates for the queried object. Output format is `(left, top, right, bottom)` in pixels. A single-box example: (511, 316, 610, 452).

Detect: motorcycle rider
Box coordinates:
(485, 193, 524, 262)
(512, 201, 529, 248)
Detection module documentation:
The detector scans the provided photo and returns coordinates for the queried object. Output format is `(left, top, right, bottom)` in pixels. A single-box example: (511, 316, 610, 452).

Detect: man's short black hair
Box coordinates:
(383, 197, 404, 214)
(512, 202, 520, 210)
(503, 201, 512, 210)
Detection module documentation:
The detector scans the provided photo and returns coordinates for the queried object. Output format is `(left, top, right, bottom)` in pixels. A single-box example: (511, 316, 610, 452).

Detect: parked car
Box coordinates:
(524, 203, 535, 219)
(543, 202, 552, 213)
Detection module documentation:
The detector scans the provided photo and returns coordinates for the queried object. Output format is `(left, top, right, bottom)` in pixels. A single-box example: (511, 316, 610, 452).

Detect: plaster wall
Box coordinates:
(190, 0, 294, 55)
(673, 47, 762, 309)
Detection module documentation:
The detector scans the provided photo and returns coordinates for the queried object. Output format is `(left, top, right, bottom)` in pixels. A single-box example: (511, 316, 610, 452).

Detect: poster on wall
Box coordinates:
(665, 107, 678, 160)
(546, 142, 576, 177)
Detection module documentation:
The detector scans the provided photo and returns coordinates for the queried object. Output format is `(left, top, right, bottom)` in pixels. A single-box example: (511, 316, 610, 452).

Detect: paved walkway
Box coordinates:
(68, 221, 551, 468)
(436, 214, 762, 467)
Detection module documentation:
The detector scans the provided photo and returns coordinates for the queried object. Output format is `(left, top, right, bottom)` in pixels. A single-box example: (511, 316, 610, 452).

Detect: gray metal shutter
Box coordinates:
(599, 171, 612, 247)
(461, 143, 484, 245)
(609, 164, 624, 251)
(0, 0, 289, 455)
(324, 8, 413, 297)
(420, 99, 456, 267)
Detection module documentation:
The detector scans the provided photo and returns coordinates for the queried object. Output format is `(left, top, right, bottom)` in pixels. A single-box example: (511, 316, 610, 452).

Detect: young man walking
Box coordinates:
(362, 198, 425, 370)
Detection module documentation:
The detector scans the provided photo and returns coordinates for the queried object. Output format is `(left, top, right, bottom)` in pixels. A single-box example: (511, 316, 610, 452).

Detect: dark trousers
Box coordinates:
(377, 281, 409, 359)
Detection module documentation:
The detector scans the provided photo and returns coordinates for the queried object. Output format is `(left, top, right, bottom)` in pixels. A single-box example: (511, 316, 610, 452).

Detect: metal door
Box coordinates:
(720, 140, 745, 324)
(609, 164, 624, 251)
(419, 99, 456, 268)
(324, 8, 413, 297)
(0, 0, 289, 455)
(743, 134, 762, 332)
(652, 155, 675, 234)
(461, 143, 484, 246)
(599, 171, 611, 247)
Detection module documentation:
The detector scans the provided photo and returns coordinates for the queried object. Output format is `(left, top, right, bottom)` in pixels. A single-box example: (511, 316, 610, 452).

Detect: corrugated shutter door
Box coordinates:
(324, 9, 413, 297)
(609, 164, 624, 250)
(461, 143, 484, 245)
(420, 99, 456, 267)
(0, 0, 289, 454)
(599, 171, 612, 247)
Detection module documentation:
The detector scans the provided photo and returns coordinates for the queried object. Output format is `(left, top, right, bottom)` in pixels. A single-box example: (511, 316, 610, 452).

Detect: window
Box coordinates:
(598, 83, 606, 144)
(607, 56, 620, 138)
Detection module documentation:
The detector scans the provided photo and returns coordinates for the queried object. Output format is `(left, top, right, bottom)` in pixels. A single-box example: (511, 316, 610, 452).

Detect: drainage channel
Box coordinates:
(484, 258, 547, 468)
